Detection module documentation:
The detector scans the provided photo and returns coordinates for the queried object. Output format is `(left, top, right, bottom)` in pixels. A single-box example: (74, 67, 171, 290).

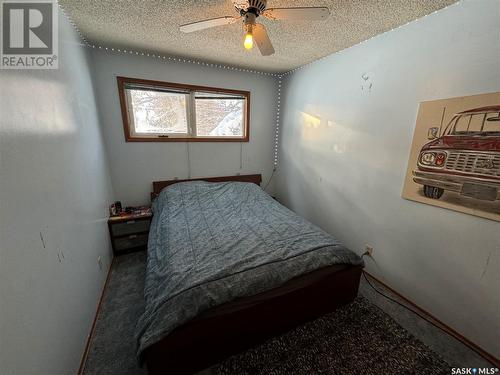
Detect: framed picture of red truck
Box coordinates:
(402, 92, 500, 222)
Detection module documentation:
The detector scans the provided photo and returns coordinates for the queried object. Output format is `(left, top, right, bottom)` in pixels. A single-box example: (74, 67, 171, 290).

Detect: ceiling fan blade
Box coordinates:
(253, 23, 275, 56)
(180, 16, 240, 33)
(262, 7, 330, 21)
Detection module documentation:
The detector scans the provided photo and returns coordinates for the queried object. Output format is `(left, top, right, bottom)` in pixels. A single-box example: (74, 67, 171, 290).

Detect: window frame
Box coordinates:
(117, 76, 250, 142)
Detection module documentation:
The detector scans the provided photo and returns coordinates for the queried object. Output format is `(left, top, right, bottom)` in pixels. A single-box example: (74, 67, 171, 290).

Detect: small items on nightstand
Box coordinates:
(108, 205, 152, 255)
(109, 201, 122, 216)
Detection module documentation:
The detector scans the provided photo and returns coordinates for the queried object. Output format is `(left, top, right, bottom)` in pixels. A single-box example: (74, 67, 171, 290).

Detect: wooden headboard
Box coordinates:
(151, 174, 262, 200)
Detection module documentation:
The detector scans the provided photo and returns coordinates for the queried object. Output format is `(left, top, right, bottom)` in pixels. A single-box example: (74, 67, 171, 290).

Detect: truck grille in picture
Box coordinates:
(445, 151, 500, 177)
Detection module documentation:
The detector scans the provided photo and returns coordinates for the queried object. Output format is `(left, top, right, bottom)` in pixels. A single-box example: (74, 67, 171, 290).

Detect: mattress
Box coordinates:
(136, 181, 363, 360)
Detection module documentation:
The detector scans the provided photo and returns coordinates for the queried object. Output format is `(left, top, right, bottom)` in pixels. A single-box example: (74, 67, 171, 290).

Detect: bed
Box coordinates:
(138, 174, 364, 374)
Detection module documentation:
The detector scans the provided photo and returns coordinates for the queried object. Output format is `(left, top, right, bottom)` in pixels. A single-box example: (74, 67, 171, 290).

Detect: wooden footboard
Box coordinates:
(144, 264, 363, 375)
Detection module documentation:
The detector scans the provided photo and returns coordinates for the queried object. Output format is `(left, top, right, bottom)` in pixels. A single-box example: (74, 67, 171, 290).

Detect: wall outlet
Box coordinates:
(364, 245, 374, 257)
(97, 256, 103, 270)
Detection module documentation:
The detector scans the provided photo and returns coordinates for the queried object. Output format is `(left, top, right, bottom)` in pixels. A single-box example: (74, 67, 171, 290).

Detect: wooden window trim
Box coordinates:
(117, 76, 250, 142)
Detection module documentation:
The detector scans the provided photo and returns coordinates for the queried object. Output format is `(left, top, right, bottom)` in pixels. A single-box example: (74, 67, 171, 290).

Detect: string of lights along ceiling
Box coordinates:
(59, 0, 462, 171)
(59, 0, 462, 77)
(58, 1, 463, 77)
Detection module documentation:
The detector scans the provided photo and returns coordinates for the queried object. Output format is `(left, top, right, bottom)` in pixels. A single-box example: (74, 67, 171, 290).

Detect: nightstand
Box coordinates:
(108, 208, 152, 255)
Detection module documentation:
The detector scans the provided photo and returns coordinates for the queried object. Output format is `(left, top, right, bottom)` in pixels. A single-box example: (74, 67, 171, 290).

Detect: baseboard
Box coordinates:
(77, 256, 115, 375)
(363, 271, 499, 367)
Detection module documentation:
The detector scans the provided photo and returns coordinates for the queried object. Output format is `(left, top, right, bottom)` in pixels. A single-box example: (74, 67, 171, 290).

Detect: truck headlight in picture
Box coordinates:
(419, 151, 447, 167)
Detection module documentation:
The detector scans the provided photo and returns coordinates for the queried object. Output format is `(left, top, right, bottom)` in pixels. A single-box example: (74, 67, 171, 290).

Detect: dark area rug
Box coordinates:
(215, 296, 450, 375)
(84, 253, 451, 375)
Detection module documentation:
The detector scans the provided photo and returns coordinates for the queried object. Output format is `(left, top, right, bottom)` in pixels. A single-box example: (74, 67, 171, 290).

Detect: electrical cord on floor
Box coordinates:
(361, 271, 448, 333)
(360, 257, 468, 352)
(360, 272, 500, 366)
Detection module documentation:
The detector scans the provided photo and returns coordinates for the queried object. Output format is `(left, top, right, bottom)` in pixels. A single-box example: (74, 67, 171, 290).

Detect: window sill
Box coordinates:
(124, 136, 250, 143)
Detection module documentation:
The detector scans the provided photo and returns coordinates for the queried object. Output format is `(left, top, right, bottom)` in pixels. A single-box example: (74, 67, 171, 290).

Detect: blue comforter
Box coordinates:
(136, 181, 363, 358)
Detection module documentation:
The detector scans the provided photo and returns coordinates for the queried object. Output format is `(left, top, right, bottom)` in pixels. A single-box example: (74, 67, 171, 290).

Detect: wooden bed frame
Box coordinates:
(145, 174, 362, 374)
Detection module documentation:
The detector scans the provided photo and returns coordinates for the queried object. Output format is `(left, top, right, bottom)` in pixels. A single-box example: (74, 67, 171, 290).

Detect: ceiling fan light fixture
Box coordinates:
(244, 31, 254, 50)
(243, 17, 255, 50)
(179, 0, 330, 57)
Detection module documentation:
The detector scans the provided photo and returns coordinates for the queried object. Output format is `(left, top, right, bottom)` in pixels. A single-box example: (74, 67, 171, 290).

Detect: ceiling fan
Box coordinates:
(179, 0, 330, 56)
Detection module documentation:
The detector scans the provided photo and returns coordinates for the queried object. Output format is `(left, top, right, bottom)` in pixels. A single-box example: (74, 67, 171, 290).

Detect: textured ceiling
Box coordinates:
(59, 0, 458, 73)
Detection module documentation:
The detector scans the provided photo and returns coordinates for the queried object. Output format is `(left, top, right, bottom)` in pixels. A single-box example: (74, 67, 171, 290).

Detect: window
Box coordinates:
(118, 77, 250, 142)
(484, 112, 500, 134)
(467, 114, 485, 132)
(453, 115, 471, 133)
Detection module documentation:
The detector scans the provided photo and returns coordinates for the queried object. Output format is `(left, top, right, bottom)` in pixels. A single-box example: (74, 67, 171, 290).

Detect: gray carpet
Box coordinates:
(83, 252, 453, 374)
(83, 252, 147, 375)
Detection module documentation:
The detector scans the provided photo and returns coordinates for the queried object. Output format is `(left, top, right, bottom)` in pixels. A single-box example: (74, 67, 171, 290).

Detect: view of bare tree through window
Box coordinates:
(122, 80, 248, 140)
(196, 97, 244, 136)
(129, 89, 188, 134)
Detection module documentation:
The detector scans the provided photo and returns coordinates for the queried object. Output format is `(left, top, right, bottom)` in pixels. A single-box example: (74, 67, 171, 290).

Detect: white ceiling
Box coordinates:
(59, 0, 458, 73)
